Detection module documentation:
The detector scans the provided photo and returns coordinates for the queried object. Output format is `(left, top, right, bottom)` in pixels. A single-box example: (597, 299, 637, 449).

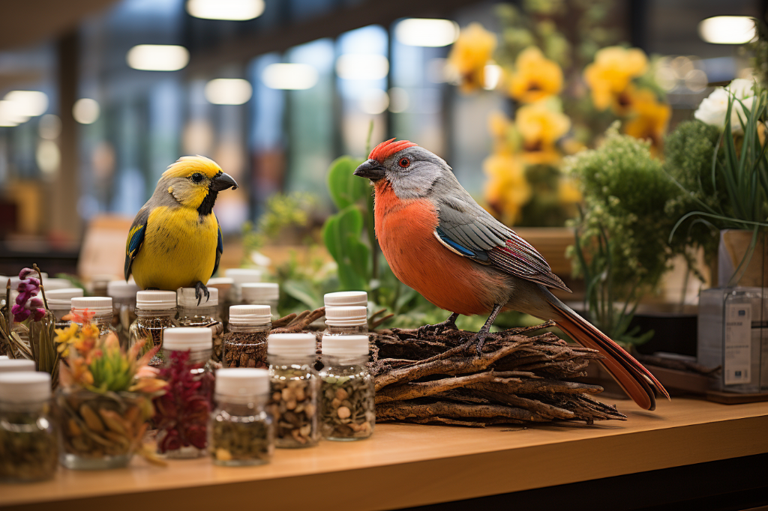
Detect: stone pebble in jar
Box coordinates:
(223, 305, 271, 368)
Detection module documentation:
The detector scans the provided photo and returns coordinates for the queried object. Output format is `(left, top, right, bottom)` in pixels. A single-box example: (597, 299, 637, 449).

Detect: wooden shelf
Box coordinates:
(2, 398, 768, 511)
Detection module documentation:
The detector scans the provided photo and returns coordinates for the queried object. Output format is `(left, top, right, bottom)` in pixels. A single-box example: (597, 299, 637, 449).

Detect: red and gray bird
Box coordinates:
(354, 139, 669, 410)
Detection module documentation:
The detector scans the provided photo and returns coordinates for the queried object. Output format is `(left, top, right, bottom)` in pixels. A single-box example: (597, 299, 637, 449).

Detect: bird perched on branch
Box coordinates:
(354, 139, 668, 410)
(124, 156, 238, 301)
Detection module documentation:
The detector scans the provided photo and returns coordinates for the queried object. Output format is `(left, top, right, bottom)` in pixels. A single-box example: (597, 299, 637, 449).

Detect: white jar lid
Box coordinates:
(177, 287, 219, 308)
(225, 268, 262, 284)
(0, 372, 51, 402)
(229, 305, 271, 325)
(47, 288, 84, 310)
(215, 368, 269, 397)
(71, 296, 113, 314)
(241, 283, 279, 302)
(162, 327, 212, 351)
(325, 306, 367, 326)
(267, 333, 316, 356)
(0, 358, 36, 373)
(321, 335, 369, 357)
(136, 290, 177, 310)
(107, 280, 140, 299)
(324, 291, 367, 307)
(45, 278, 74, 291)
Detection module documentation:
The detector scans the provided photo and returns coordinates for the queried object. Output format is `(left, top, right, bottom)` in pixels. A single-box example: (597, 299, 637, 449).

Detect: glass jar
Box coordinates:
(0, 372, 58, 482)
(209, 368, 273, 466)
(107, 281, 140, 350)
(267, 333, 319, 448)
(319, 335, 374, 441)
(155, 328, 214, 459)
(325, 306, 368, 335)
(176, 287, 224, 363)
(324, 291, 368, 309)
(225, 268, 263, 303)
(129, 291, 177, 367)
(46, 288, 84, 330)
(241, 283, 280, 321)
(88, 274, 113, 298)
(206, 277, 234, 330)
(70, 297, 116, 339)
(222, 305, 271, 368)
(0, 359, 35, 373)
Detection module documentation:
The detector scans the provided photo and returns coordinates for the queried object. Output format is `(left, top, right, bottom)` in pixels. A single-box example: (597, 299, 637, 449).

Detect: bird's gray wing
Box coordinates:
(124, 206, 149, 281)
(435, 193, 571, 292)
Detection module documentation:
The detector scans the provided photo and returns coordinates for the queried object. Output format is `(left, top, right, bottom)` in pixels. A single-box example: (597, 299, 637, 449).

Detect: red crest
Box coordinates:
(368, 139, 418, 162)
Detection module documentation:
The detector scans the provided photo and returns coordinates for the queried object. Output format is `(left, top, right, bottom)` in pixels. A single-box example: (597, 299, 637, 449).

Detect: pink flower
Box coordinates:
(18, 268, 35, 280)
(12, 304, 31, 323)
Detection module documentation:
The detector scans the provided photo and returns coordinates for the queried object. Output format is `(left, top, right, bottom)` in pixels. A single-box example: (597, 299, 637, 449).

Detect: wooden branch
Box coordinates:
(375, 372, 498, 404)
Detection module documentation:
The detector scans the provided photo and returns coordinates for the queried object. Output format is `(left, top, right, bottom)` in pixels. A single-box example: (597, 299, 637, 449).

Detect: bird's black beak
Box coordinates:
(211, 172, 238, 192)
(354, 159, 386, 181)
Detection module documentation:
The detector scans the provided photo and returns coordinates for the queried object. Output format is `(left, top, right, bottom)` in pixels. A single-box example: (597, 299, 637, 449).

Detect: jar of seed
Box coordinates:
(324, 291, 367, 310)
(206, 277, 234, 330)
(176, 287, 224, 363)
(107, 281, 140, 350)
(45, 288, 83, 330)
(0, 372, 58, 482)
(267, 333, 319, 448)
(223, 305, 271, 369)
(325, 306, 368, 335)
(319, 335, 374, 441)
(129, 291, 177, 367)
(241, 283, 280, 321)
(71, 297, 116, 340)
(157, 328, 214, 459)
(209, 368, 273, 466)
(225, 268, 263, 303)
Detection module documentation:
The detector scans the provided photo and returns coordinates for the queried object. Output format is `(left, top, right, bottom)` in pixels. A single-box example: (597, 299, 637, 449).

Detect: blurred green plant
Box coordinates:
(566, 123, 684, 346)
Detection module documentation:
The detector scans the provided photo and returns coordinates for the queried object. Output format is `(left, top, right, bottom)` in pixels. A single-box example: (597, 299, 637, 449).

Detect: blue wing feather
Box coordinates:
(124, 207, 149, 281)
(435, 227, 476, 257)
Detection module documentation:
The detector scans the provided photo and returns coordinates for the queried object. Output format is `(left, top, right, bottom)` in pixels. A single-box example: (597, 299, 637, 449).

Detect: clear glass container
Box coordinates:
(51, 307, 71, 330)
(46, 288, 84, 331)
(319, 354, 375, 441)
(326, 324, 368, 335)
(176, 288, 224, 363)
(156, 340, 214, 459)
(268, 354, 320, 448)
(222, 305, 272, 369)
(71, 297, 116, 340)
(241, 283, 280, 321)
(0, 374, 58, 482)
(129, 308, 176, 367)
(209, 368, 273, 466)
(325, 306, 368, 336)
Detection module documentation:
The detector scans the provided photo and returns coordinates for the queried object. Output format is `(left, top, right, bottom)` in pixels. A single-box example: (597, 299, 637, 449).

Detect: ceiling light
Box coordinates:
(39, 114, 62, 139)
(73, 99, 100, 124)
(0, 100, 29, 126)
(388, 87, 409, 113)
(262, 63, 318, 90)
(36, 140, 60, 175)
(395, 19, 460, 47)
(336, 55, 389, 80)
(127, 45, 189, 71)
(4, 90, 48, 117)
(360, 89, 389, 115)
(484, 64, 502, 90)
(699, 16, 756, 44)
(205, 78, 253, 104)
(187, 0, 264, 21)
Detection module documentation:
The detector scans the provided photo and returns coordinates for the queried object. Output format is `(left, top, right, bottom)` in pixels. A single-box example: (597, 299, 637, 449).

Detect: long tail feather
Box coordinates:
(544, 291, 669, 411)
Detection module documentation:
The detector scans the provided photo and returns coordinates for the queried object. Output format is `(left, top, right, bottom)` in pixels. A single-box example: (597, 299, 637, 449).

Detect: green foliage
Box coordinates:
(88, 347, 137, 393)
(565, 123, 682, 345)
(327, 156, 369, 210)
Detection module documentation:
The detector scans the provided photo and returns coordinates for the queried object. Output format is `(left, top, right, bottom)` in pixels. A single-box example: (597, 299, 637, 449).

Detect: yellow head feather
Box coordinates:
(162, 155, 222, 180)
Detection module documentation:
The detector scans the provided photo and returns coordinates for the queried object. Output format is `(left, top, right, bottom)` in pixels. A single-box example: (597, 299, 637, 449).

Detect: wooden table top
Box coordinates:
(2, 398, 768, 511)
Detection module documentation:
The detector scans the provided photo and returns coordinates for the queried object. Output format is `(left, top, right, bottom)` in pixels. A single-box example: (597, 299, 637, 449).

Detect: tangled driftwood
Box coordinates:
(282, 308, 626, 426)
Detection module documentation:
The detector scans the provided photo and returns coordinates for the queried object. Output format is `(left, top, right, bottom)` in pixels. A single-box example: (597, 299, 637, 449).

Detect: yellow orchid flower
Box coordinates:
(584, 46, 648, 113)
(623, 88, 671, 153)
(448, 23, 497, 93)
(483, 153, 532, 225)
(54, 323, 80, 357)
(515, 101, 570, 164)
(508, 47, 563, 103)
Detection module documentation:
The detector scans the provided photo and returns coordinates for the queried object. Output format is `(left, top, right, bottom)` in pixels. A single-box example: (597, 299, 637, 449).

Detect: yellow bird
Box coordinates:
(124, 156, 238, 301)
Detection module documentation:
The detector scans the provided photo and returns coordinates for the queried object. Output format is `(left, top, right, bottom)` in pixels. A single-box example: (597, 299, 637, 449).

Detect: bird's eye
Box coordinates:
(191, 173, 204, 183)
(398, 157, 410, 168)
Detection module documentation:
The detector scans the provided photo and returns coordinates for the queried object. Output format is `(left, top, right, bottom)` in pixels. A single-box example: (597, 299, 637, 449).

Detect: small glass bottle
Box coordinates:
(241, 283, 280, 321)
(107, 281, 140, 350)
(267, 333, 319, 448)
(206, 277, 234, 330)
(209, 368, 273, 466)
(325, 306, 368, 335)
(324, 291, 368, 310)
(45, 288, 84, 330)
(222, 305, 271, 369)
(0, 359, 35, 373)
(225, 268, 263, 303)
(156, 328, 214, 459)
(176, 287, 224, 363)
(0, 372, 58, 482)
(70, 297, 116, 339)
(319, 335, 374, 441)
(88, 274, 114, 298)
(129, 291, 177, 367)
